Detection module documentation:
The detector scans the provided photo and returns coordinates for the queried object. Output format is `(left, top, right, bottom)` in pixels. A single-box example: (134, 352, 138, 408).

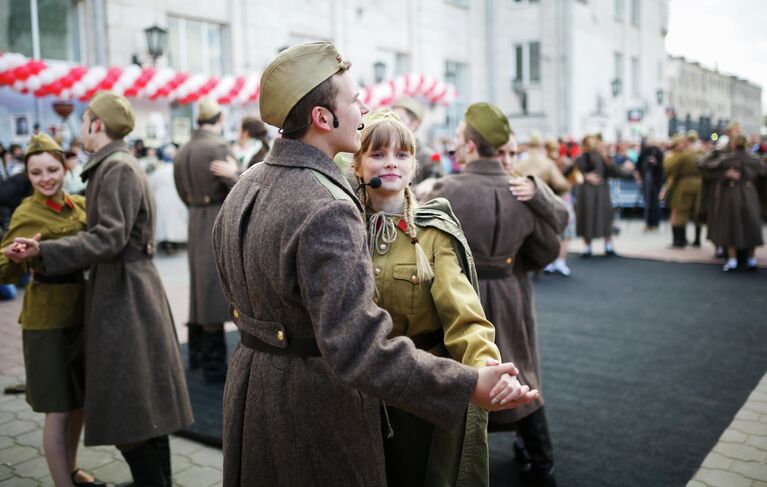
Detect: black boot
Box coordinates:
(152, 435, 172, 484)
(670, 226, 686, 248)
(187, 323, 203, 370)
(120, 440, 168, 487)
(517, 408, 557, 487)
(692, 224, 701, 247)
(201, 326, 227, 384)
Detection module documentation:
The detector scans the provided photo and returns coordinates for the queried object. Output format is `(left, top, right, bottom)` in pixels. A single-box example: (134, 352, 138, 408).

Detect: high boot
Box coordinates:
(516, 408, 557, 487)
(201, 326, 227, 384)
(120, 440, 168, 487)
(187, 323, 203, 370)
(152, 436, 172, 485)
(670, 226, 686, 248)
(692, 223, 702, 247)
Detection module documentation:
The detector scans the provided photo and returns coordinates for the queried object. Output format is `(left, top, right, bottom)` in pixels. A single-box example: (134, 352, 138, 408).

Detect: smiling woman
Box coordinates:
(0, 133, 102, 486)
(351, 109, 510, 487)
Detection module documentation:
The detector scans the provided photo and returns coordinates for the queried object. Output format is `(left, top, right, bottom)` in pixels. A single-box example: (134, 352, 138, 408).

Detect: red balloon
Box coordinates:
(50, 81, 64, 93)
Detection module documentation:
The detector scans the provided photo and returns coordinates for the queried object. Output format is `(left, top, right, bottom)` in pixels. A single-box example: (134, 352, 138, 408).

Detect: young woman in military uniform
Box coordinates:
(351, 110, 527, 487)
(0, 134, 103, 487)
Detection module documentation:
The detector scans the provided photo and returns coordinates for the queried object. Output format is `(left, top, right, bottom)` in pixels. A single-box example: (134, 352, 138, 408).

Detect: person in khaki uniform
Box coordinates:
(427, 103, 567, 487)
(351, 110, 512, 486)
(173, 98, 236, 382)
(1, 134, 105, 487)
(211, 42, 537, 487)
(8, 92, 193, 487)
(660, 135, 702, 248)
(512, 135, 571, 196)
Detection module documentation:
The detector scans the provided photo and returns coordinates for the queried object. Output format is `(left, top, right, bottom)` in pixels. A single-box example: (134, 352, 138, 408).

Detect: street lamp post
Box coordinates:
(144, 25, 168, 66)
(656, 89, 664, 106)
(611, 78, 622, 98)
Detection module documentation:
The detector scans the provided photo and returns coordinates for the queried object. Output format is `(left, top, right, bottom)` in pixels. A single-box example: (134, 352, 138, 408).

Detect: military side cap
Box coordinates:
(465, 102, 510, 148)
(197, 98, 222, 122)
(365, 108, 405, 126)
(392, 96, 424, 122)
(670, 133, 684, 148)
(24, 133, 63, 162)
(88, 91, 135, 138)
(260, 42, 347, 128)
(686, 129, 699, 142)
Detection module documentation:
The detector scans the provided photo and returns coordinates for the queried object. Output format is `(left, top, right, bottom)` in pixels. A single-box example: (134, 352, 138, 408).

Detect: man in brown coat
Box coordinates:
(212, 42, 538, 487)
(427, 103, 567, 487)
(9, 91, 193, 487)
(173, 98, 236, 382)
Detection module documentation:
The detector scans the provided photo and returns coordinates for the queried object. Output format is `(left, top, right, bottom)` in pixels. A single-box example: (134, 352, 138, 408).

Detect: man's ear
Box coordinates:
(467, 139, 477, 154)
(311, 106, 333, 133)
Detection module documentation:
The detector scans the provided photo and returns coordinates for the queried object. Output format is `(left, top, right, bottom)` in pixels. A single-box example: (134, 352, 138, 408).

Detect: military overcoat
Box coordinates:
(173, 128, 235, 323)
(573, 151, 630, 240)
(212, 138, 478, 487)
(698, 148, 766, 248)
(427, 159, 567, 423)
(39, 140, 193, 446)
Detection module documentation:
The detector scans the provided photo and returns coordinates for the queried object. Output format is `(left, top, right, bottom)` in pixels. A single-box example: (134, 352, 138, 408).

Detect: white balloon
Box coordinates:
(13, 80, 23, 90)
(72, 83, 85, 97)
(40, 70, 55, 84)
(26, 77, 41, 91)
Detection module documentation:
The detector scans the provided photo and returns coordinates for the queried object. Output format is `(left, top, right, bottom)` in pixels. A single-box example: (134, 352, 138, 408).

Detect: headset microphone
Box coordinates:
(357, 177, 382, 190)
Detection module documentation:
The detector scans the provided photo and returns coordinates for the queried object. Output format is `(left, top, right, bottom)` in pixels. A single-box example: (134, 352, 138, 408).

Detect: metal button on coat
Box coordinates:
(410, 275, 418, 284)
(374, 267, 381, 275)
(233, 309, 239, 319)
(276, 330, 285, 342)
(505, 257, 513, 265)
(204, 195, 211, 203)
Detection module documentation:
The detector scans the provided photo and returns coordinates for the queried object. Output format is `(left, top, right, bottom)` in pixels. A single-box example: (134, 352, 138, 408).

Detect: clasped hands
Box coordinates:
(472, 359, 539, 412)
(508, 177, 537, 202)
(2, 233, 41, 263)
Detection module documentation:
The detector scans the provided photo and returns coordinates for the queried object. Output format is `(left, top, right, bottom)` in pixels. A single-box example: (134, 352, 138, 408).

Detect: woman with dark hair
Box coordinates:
(0, 133, 103, 486)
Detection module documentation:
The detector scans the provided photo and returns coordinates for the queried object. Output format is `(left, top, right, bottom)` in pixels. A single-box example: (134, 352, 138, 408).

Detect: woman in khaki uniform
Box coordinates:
(351, 111, 522, 487)
(0, 134, 102, 486)
(660, 136, 702, 248)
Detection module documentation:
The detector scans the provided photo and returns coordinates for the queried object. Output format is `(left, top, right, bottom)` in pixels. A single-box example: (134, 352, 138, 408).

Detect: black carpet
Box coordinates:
(490, 256, 767, 487)
(178, 257, 767, 486)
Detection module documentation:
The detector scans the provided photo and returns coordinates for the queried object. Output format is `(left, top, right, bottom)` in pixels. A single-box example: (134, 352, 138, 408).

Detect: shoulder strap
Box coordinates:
(311, 169, 352, 202)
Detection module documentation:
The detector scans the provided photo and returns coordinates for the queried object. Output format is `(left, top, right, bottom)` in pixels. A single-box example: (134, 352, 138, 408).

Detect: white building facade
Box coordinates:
(666, 55, 763, 138)
(2, 0, 674, 146)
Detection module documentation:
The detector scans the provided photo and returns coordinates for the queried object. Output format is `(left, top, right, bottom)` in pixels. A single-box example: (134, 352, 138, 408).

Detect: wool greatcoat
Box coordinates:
(573, 150, 632, 240)
(173, 128, 235, 324)
(212, 138, 478, 487)
(697, 148, 766, 249)
(38, 140, 193, 446)
(426, 159, 567, 423)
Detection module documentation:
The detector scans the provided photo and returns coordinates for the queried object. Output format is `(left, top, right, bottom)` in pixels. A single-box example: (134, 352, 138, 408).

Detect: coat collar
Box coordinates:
(80, 140, 130, 181)
(266, 138, 361, 210)
(462, 159, 508, 176)
(192, 127, 224, 142)
(33, 190, 74, 213)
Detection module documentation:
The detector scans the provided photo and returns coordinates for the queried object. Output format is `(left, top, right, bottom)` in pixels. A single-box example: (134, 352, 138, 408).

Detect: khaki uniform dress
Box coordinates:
(367, 200, 500, 487)
(0, 191, 86, 412)
(663, 150, 702, 225)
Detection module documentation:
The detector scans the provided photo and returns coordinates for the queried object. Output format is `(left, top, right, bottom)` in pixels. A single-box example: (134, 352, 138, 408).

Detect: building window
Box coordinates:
(631, 56, 640, 97)
(445, 60, 468, 134)
(167, 16, 229, 76)
(614, 51, 623, 84)
(0, 0, 81, 62)
(614, 0, 624, 21)
(630, 0, 640, 26)
(513, 42, 541, 84)
(395, 52, 411, 75)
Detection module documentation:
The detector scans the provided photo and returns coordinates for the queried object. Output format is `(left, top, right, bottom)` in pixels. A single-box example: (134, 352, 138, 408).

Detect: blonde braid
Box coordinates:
(404, 187, 434, 283)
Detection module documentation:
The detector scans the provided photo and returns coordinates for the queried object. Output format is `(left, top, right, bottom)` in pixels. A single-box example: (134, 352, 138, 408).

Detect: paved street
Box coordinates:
(0, 219, 765, 486)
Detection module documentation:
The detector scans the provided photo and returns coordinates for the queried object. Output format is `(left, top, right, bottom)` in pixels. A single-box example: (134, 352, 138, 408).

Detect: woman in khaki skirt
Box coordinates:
(0, 133, 103, 487)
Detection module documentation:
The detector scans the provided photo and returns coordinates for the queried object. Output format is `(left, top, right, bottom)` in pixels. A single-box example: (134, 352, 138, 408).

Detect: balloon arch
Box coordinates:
(0, 51, 458, 109)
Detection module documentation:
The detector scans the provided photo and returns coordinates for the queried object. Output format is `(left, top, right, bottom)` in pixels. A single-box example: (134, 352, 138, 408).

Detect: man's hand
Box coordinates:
(471, 361, 540, 411)
(724, 168, 741, 181)
(509, 177, 537, 202)
(210, 156, 239, 179)
(5, 233, 42, 263)
(584, 172, 604, 185)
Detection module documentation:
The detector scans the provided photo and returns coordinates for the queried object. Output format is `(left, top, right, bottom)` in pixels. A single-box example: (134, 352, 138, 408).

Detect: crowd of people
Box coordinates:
(0, 40, 765, 487)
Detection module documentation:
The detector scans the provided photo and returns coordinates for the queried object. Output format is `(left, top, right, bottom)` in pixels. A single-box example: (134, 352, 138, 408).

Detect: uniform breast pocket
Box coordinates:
(46, 222, 79, 238)
(388, 263, 429, 316)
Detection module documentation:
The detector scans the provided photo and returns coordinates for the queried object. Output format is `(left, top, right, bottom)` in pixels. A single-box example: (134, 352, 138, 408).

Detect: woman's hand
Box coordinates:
(210, 156, 239, 180)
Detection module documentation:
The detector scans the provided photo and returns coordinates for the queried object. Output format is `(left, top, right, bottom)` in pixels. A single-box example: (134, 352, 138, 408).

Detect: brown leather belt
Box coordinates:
(476, 266, 514, 279)
(239, 329, 321, 357)
(410, 329, 443, 351)
(33, 272, 83, 285)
